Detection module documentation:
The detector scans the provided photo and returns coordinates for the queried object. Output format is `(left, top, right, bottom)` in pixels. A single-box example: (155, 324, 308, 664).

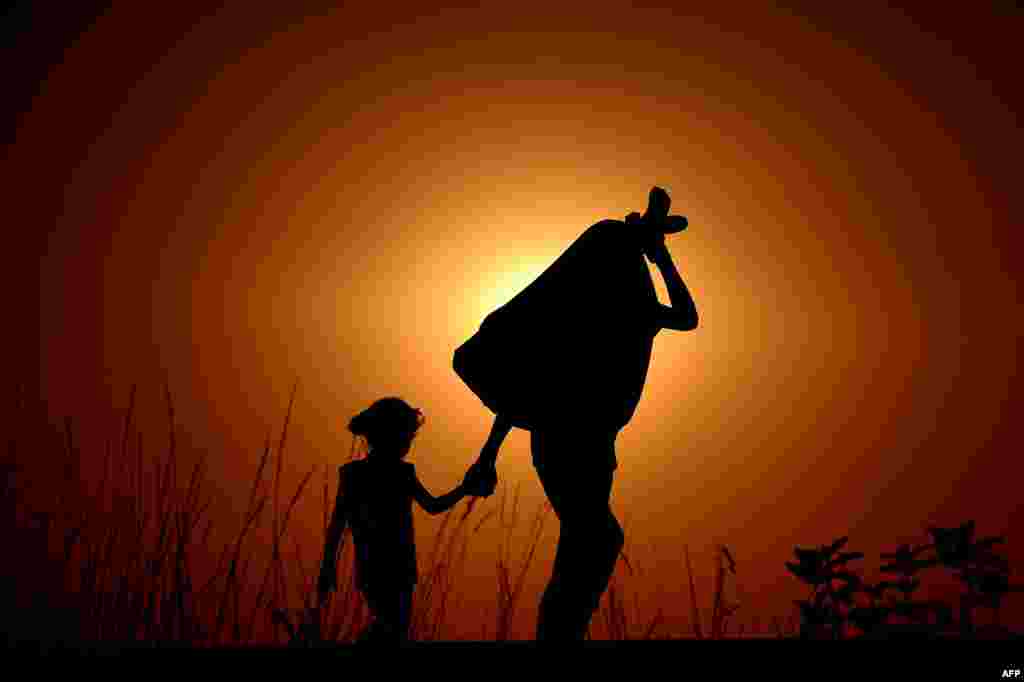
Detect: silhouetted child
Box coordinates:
(317, 397, 482, 643)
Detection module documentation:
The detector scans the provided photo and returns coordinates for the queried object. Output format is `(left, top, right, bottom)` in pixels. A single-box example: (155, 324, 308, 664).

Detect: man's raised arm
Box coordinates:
(650, 244, 698, 331)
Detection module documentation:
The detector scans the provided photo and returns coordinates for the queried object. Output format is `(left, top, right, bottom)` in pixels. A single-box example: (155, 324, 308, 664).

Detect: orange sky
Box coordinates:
(13, 3, 1022, 636)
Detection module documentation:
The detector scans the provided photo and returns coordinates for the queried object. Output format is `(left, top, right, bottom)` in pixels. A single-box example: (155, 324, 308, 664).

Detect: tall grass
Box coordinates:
(2, 384, 545, 646)
(493, 482, 548, 641)
(3, 383, 762, 646)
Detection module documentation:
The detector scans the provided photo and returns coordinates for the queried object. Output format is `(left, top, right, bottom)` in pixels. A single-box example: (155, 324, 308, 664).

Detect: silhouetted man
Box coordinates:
(456, 186, 698, 641)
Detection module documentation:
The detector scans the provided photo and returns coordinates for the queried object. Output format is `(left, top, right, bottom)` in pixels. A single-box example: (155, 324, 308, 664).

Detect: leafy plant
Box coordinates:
(788, 522, 1021, 639)
(928, 520, 1022, 634)
(786, 536, 864, 639)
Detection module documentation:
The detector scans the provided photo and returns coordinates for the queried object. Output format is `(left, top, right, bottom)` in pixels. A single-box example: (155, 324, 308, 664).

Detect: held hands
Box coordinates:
(462, 415, 510, 498)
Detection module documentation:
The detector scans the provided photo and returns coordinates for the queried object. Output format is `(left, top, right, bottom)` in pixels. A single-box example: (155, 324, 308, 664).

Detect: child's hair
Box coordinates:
(348, 397, 425, 456)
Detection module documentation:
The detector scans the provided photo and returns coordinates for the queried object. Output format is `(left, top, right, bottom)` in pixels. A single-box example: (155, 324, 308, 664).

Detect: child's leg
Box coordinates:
(359, 584, 413, 643)
(356, 589, 379, 643)
(358, 587, 390, 643)
(394, 586, 413, 641)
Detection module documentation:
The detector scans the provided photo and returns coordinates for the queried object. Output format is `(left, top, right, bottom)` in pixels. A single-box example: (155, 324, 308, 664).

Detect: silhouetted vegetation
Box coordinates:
(0, 385, 498, 649)
(5, 382, 1021, 647)
(786, 524, 1022, 639)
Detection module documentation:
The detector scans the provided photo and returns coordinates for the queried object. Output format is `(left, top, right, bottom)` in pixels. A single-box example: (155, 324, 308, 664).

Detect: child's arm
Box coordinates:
(411, 469, 468, 516)
(318, 467, 349, 599)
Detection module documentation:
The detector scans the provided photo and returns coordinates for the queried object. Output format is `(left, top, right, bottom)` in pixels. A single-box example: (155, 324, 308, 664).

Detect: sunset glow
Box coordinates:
(14, 4, 1020, 640)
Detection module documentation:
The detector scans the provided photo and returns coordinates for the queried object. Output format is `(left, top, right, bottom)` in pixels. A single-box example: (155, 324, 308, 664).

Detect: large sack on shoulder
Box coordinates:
(453, 218, 660, 432)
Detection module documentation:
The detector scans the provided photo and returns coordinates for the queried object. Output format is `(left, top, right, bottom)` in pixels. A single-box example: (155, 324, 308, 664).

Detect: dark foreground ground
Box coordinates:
(6, 637, 1023, 681)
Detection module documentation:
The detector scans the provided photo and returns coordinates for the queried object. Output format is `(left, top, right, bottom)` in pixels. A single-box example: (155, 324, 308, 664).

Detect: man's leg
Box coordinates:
(533, 429, 624, 641)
